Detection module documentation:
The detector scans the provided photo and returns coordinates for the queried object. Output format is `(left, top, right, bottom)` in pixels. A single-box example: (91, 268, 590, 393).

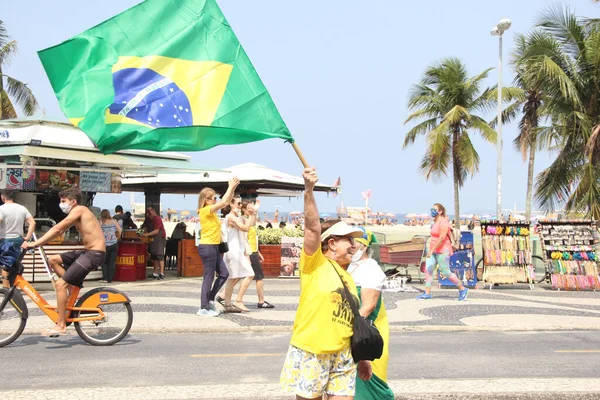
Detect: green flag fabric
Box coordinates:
(38, 0, 293, 154)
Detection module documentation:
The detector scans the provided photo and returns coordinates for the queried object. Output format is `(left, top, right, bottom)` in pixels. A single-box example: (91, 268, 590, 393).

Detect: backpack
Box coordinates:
(448, 227, 461, 251)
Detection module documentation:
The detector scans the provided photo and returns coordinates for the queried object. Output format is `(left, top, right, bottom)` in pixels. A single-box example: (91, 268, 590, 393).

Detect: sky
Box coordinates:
(2, 0, 598, 216)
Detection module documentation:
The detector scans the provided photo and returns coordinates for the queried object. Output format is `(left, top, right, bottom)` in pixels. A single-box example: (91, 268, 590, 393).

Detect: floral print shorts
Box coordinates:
(280, 345, 356, 398)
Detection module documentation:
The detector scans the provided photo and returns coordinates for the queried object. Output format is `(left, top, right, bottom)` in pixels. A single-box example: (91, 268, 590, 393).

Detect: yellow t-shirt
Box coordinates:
(198, 206, 221, 245)
(248, 226, 258, 253)
(290, 247, 358, 354)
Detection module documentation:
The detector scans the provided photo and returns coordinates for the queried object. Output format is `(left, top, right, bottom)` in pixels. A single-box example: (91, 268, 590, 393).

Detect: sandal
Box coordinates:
(257, 301, 275, 309)
(42, 328, 67, 338)
(223, 304, 241, 313)
(233, 301, 250, 312)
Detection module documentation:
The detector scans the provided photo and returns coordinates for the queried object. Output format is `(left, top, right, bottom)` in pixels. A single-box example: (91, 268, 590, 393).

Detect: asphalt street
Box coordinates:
(2, 331, 600, 394)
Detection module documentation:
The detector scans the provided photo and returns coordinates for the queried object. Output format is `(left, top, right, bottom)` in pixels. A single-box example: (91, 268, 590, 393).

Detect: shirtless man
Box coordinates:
(21, 188, 106, 337)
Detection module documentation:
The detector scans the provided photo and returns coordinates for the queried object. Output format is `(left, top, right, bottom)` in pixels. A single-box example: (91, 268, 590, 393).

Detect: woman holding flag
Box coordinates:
(348, 228, 394, 400)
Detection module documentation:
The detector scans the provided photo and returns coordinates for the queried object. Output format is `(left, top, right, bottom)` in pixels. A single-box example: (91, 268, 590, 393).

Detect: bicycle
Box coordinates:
(0, 240, 133, 347)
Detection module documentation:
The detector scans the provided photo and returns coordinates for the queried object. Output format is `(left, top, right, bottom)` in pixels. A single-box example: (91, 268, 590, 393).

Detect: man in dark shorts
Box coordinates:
(142, 206, 166, 280)
(22, 188, 105, 337)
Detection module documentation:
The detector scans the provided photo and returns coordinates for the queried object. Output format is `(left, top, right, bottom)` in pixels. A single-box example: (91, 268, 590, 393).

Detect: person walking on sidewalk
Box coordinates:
(416, 203, 469, 301)
(143, 206, 166, 280)
(280, 167, 372, 400)
(99, 209, 122, 283)
(196, 178, 239, 317)
(348, 228, 394, 400)
(0, 190, 36, 288)
(246, 201, 274, 309)
(220, 199, 257, 313)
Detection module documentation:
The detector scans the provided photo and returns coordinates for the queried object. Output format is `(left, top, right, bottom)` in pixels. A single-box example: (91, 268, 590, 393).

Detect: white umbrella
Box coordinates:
(405, 213, 417, 218)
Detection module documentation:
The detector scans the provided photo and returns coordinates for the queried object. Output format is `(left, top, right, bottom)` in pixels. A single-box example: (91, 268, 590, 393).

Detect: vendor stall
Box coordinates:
(480, 221, 534, 289)
(537, 220, 600, 291)
(0, 118, 214, 282)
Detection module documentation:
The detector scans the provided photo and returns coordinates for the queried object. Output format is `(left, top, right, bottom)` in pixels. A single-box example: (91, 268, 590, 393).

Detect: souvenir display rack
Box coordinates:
(438, 231, 477, 288)
(480, 221, 534, 289)
(537, 220, 600, 291)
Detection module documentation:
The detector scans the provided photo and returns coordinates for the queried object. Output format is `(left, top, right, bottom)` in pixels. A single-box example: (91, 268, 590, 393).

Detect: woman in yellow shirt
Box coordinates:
(280, 167, 372, 400)
(196, 177, 239, 317)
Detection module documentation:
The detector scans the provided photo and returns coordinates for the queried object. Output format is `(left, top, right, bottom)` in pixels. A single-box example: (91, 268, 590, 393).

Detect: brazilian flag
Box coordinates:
(38, 0, 294, 154)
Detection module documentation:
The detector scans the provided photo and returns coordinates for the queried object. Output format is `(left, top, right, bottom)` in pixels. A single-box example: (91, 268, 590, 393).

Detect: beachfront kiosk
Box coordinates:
(0, 118, 214, 282)
(121, 163, 336, 277)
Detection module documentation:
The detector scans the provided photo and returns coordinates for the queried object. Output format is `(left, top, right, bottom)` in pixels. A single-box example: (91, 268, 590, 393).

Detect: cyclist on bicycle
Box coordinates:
(21, 188, 106, 337)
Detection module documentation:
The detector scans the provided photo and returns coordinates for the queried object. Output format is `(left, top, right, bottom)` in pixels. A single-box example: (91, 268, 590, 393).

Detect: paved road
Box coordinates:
(17, 276, 600, 335)
(2, 331, 600, 399)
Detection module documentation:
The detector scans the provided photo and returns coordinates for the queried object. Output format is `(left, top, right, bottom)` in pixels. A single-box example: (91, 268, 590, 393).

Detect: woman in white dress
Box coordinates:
(222, 197, 258, 312)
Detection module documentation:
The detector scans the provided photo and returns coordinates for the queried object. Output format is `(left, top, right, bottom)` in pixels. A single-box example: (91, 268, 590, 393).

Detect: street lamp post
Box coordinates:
(491, 18, 511, 221)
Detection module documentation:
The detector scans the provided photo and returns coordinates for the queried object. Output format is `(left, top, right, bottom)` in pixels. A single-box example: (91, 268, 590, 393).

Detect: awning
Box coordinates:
(121, 163, 335, 195)
(0, 145, 218, 174)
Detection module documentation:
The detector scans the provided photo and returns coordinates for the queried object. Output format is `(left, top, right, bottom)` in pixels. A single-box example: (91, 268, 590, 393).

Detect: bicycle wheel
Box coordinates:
(74, 290, 133, 346)
(0, 288, 27, 347)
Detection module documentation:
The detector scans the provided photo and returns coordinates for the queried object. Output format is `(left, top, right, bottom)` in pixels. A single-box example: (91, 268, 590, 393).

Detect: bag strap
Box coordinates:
(328, 260, 361, 319)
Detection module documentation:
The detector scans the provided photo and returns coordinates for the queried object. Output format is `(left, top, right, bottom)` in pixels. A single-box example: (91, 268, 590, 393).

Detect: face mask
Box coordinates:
(351, 249, 364, 263)
(59, 201, 73, 214)
(430, 208, 439, 218)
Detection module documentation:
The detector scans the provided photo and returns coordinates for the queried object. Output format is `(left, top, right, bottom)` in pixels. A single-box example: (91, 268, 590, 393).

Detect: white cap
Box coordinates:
(320, 221, 365, 242)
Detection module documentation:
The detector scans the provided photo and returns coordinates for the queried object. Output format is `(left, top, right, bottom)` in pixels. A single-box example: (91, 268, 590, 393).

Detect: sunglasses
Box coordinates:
(331, 235, 355, 245)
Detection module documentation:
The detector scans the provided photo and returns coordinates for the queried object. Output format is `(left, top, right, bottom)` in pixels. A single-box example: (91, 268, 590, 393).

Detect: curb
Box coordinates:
(20, 324, 600, 336)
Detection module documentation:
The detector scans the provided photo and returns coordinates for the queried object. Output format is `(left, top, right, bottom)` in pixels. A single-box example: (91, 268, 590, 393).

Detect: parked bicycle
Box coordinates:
(0, 241, 133, 347)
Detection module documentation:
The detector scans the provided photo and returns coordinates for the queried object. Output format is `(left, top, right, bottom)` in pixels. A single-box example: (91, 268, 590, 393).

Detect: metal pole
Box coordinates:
(496, 33, 503, 221)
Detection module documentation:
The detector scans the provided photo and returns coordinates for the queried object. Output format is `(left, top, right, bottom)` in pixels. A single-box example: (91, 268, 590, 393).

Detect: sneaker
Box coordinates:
(98, 279, 108, 283)
(158, 274, 165, 280)
(148, 273, 159, 279)
(415, 293, 432, 300)
(215, 295, 225, 306)
(209, 300, 217, 311)
(458, 288, 469, 301)
(257, 301, 275, 309)
(196, 308, 219, 317)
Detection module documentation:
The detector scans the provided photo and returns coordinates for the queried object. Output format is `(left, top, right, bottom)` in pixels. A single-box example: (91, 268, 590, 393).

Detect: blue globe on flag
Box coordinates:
(108, 68, 193, 128)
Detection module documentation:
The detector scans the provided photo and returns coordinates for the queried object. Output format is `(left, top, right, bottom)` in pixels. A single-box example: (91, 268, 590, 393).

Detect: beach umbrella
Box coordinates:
(319, 212, 331, 218)
(481, 214, 493, 219)
(180, 211, 191, 216)
(385, 213, 396, 218)
(289, 211, 302, 215)
(512, 214, 526, 221)
(417, 213, 429, 218)
(405, 213, 417, 218)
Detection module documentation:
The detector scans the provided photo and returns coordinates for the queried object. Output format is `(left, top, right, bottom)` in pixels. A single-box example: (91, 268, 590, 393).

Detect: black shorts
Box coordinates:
(60, 250, 106, 287)
(249, 252, 264, 281)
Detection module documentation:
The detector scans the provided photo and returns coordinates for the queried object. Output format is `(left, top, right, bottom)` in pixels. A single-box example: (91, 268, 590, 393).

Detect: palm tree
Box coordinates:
(404, 58, 504, 226)
(531, 7, 600, 218)
(506, 32, 564, 220)
(0, 20, 38, 119)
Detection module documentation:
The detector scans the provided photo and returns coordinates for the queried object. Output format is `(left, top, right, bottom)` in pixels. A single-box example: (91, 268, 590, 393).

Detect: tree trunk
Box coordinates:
(525, 143, 536, 221)
(0, 65, 3, 120)
(452, 128, 460, 227)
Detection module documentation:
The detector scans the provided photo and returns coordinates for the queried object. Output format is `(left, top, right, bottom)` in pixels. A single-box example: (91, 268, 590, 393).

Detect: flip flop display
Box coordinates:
(480, 221, 534, 286)
(538, 220, 600, 291)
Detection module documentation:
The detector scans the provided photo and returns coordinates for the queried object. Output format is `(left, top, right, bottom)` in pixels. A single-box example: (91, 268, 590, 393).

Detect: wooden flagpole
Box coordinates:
(291, 142, 309, 168)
